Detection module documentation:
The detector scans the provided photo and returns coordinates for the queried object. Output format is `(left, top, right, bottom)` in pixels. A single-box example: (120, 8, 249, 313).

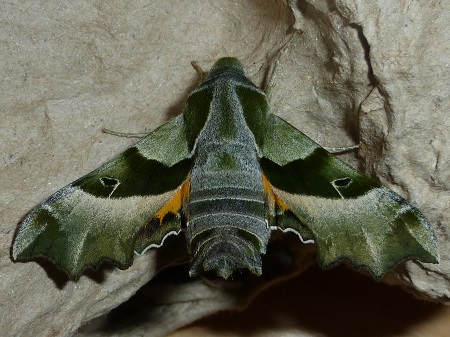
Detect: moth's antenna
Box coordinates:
(102, 129, 147, 138)
(265, 30, 303, 101)
(323, 143, 361, 154)
(191, 61, 207, 86)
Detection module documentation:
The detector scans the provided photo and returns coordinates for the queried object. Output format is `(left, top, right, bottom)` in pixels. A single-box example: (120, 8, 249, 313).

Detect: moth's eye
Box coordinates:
(100, 177, 119, 186)
(333, 177, 352, 187)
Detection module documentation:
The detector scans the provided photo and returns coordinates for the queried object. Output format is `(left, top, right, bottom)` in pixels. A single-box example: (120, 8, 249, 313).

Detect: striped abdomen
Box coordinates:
(186, 142, 270, 278)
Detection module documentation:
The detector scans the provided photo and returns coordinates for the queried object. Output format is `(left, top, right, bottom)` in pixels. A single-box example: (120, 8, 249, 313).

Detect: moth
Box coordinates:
(13, 57, 438, 281)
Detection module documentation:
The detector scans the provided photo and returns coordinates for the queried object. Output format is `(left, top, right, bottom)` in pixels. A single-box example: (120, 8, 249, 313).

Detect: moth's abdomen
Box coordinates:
(186, 147, 270, 279)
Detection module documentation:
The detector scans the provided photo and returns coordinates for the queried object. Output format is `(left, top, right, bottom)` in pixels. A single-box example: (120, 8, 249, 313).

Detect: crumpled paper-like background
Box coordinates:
(1, 1, 449, 336)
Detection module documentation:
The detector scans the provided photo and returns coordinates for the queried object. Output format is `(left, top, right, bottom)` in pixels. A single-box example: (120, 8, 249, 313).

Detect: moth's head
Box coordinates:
(207, 57, 245, 79)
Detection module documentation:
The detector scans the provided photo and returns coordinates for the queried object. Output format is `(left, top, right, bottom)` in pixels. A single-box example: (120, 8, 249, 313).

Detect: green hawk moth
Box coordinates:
(12, 57, 438, 281)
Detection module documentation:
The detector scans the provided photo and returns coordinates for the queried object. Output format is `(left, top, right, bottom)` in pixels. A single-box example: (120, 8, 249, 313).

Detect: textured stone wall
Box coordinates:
(1, 1, 448, 336)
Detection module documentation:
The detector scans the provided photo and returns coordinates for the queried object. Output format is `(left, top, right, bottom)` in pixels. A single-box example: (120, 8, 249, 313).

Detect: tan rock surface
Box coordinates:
(1, 1, 448, 336)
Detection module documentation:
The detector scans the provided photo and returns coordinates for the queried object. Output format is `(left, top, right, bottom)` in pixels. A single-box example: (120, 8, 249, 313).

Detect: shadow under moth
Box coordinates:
(12, 57, 438, 281)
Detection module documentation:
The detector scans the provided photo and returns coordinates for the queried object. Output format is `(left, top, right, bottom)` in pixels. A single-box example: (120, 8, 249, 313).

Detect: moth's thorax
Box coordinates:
(185, 79, 270, 278)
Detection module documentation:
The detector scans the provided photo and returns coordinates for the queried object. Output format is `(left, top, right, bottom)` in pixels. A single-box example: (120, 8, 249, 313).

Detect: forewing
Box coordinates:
(261, 114, 438, 279)
(13, 115, 191, 280)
